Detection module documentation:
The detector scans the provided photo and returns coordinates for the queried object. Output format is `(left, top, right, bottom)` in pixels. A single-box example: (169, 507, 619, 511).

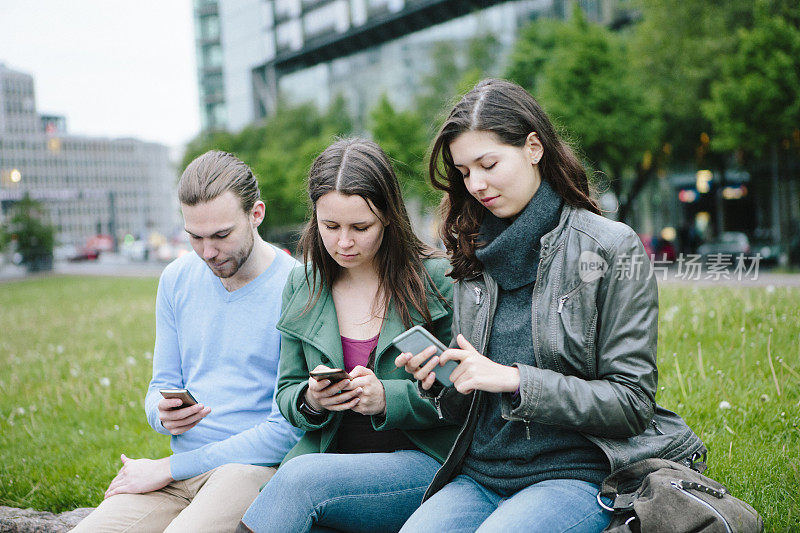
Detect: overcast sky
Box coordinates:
(0, 0, 199, 154)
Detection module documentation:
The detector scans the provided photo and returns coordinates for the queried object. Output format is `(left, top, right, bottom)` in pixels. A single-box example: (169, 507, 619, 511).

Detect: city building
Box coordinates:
(194, 0, 622, 132)
(0, 63, 178, 249)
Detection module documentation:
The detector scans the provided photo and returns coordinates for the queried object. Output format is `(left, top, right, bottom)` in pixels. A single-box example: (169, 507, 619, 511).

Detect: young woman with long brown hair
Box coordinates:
(239, 138, 457, 532)
(397, 79, 705, 532)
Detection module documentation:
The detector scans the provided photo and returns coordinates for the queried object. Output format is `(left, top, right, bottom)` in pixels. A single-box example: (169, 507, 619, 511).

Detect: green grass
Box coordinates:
(1, 277, 799, 530)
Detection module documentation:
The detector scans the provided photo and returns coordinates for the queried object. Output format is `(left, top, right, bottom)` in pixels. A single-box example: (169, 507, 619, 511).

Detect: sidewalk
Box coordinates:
(3, 256, 800, 286)
(0, 254, 167, 282)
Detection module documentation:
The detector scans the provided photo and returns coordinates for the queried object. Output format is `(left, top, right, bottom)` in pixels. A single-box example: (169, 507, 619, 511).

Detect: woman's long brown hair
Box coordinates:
(429, 78, 600, 280)
(298, 138, 447, 329)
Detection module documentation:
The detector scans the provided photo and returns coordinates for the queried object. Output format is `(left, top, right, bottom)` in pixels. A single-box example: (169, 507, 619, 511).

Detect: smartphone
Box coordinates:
(309, 369, 351, 383)
(159, 388, 198, 408)
(392, 325, 458, 387)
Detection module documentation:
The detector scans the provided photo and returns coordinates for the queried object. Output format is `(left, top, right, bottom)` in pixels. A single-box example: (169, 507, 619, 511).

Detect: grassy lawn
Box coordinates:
(1, 276, 799, 530)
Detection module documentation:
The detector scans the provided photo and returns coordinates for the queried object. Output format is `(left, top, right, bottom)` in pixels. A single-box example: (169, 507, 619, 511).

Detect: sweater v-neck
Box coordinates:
(211, 244, 284, 303)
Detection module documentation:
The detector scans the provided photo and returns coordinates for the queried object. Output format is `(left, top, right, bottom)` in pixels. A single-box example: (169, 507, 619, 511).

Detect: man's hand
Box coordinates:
(157, 398, 211, 435)
(440, 334, 521, 394)
(104, 455, 173, 499)
(305, 365, 360, 412)
(347, 366, 386, 416)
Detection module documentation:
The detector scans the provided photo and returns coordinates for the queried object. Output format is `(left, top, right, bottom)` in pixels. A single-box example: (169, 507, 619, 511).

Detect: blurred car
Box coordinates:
(68, 234, 115, 261)
(697, 232, 751, 259)
(750, 239, 782, 265)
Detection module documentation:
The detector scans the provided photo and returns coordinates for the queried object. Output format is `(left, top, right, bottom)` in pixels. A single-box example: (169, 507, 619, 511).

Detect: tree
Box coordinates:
(702, 6, 800, 258)
(369, 94, 433, 204)
(3, 196, 56, 272)
(702, 11, 800, 156)
(629, 0, 755, 162)
(506, 9, 660, 220)
(181, 98, 353, 233)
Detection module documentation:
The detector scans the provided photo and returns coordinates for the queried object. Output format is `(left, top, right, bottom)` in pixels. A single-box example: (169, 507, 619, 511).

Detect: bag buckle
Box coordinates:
(597, 492, 615, 512)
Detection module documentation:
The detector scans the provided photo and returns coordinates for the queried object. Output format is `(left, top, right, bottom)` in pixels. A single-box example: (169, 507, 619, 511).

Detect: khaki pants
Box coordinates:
(71, 463, 275, 533)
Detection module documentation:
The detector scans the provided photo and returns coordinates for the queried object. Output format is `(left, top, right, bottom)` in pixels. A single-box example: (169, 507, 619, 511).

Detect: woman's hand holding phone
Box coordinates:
(347, 366, 386, 416)
(395, 334, 521, 394)
(395, 347, 442, 391)
(306, 365, 360, 412)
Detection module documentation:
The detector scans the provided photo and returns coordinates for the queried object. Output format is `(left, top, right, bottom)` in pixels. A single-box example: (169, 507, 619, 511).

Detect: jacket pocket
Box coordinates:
(555, 281, 598, 377)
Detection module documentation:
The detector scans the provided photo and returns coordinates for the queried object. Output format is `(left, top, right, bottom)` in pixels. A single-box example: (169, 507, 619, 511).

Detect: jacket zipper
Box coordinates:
(474, 286, 482, 304)
(433, 393, 443, 419)
(521, 242, 549, 439)
(671, 482, 732, 533)
(557, 281, 589, 314)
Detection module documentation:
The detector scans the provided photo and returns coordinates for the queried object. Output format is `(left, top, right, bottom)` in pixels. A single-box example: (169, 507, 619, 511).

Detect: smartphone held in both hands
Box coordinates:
(392, 325, 458, 387)
(309, 369, 351, 383)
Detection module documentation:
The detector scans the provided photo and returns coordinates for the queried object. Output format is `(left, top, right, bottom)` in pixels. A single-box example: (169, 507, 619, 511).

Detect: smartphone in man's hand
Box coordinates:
(159, 388, 198, 408)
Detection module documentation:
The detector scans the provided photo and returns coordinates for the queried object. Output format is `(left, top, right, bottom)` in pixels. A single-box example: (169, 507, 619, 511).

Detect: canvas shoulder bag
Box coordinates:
(599, 457, 764, 532)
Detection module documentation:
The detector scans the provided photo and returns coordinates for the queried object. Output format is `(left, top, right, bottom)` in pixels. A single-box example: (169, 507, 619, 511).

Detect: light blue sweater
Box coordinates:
(144, 246, 304, 480)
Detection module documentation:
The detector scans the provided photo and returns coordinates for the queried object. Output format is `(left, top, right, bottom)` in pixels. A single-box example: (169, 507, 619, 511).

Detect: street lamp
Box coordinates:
(10, 169, 21, 183)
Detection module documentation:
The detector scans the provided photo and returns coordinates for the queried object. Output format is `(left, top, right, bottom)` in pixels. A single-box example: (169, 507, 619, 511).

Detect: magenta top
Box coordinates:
(341, 333, 380, 372)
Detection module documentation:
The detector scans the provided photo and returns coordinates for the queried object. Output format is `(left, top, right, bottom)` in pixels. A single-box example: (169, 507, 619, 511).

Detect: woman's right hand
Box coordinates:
(305, 365, 362, 411)
(394, 347, 441, 390)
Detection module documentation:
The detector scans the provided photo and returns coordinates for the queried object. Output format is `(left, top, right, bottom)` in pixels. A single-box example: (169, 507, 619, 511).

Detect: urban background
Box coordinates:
(2, 1, 799, 528)
(1, 0, 800, 270)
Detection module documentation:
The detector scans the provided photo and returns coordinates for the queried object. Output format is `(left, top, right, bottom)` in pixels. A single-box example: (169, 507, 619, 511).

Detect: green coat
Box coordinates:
(275, 257, 459, 465)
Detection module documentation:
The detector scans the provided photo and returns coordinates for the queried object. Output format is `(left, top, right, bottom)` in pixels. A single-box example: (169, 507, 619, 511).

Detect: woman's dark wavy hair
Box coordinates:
(298, 137, 447, 328)
(429, 78, 600, 280)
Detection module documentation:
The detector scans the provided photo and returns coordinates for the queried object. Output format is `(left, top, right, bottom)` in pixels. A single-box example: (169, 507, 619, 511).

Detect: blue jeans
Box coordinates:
(400, 475, 612, 533)
(241, 450, 441, 533)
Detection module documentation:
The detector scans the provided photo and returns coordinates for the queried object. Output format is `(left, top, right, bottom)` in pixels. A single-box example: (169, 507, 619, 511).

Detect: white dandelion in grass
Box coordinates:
(70, 367, 80, 377)
(663, 306, 679, 323)
(15, 407, 25, 415)
(56, 345, 64, 354)
(126, 356, 137, 366)
(766, 285, 776, 294)
(99, 377, 111, 387)
(144, 351, 152, 360)
(113, 424, 120, 431)
(719, 401, 731, 410)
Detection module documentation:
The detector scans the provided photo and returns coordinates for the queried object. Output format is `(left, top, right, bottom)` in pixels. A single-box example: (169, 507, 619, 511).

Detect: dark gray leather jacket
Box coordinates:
(422, 205, 706, 500)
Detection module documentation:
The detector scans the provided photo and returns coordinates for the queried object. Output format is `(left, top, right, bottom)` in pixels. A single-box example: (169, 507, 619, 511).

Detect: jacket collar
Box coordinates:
(277, 270, 449, 370)
(539, 204, 574, 259)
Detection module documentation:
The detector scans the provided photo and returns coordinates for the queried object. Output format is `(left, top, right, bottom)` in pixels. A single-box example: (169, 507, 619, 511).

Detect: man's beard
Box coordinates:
(208, 230, 254, 279)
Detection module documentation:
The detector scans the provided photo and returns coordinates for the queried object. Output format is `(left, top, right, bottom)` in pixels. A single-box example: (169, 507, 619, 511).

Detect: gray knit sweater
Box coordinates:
(460, 179, 610, 496)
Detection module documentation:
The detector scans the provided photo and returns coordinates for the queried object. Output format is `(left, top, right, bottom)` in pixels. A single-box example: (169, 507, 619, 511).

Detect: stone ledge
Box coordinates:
(0, 506, 93, 533)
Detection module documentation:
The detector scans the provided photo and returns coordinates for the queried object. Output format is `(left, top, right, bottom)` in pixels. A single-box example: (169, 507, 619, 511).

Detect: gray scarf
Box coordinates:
(475, 178, 563, 290)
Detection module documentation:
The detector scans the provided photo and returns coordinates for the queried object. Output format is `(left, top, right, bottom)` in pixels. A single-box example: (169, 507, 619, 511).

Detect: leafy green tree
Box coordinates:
(506, 9, 660, 220)
(369, 94, 433, 204)
(702, 6, 800, 258)
(181, 99, 353, 232)
(0, 223, 10, 252)
(702, 11, 800, 156)
(630, 0, 755, 162)
(3, 195, 56, 272)
(505, 18, 560, 95)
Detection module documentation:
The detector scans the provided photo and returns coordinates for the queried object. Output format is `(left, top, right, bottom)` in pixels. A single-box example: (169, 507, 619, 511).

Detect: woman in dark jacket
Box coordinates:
(396, 79, 705, 533)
